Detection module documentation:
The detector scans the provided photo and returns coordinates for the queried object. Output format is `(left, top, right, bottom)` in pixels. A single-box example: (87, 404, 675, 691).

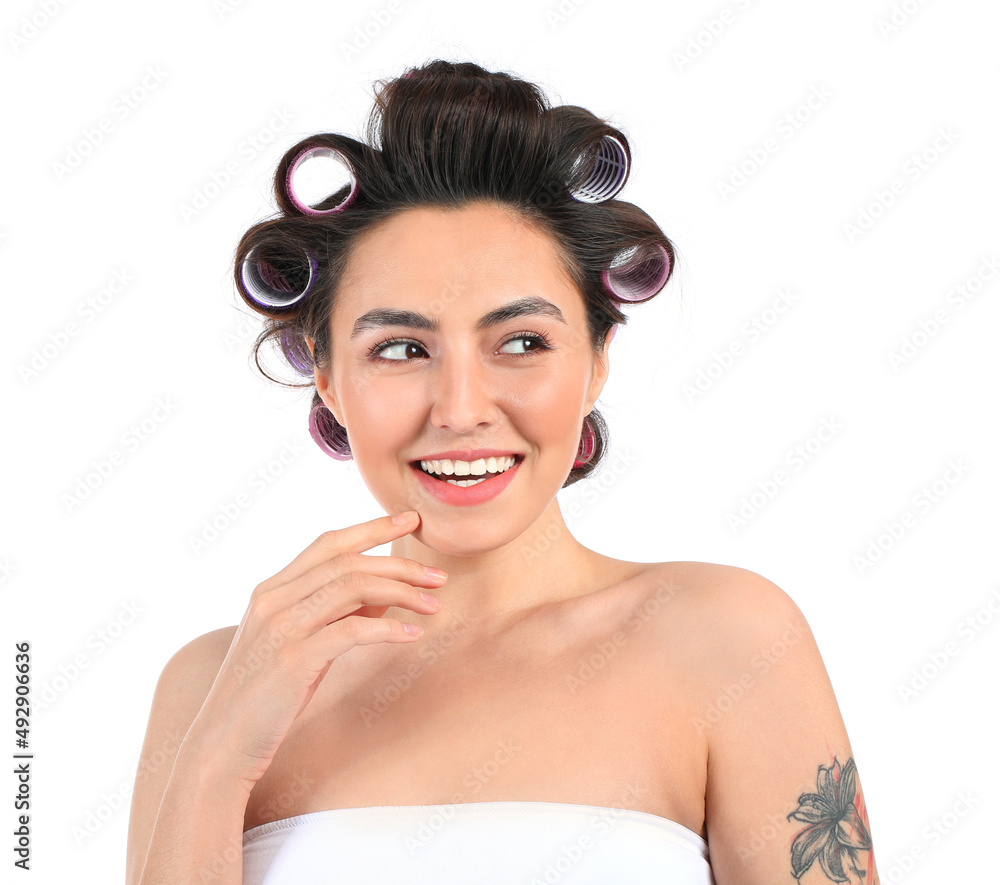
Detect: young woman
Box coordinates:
(126, 60, 881, 884)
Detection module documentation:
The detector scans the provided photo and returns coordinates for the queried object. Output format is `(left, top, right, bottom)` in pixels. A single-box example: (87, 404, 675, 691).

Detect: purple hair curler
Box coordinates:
(279, 327, 314, 375)
(240, 244, 318, 310)
(569, 135, 629, 203)
(285, 145, 358, 216)
(602, 243, 671, 303)
(309, 402, 352, 461)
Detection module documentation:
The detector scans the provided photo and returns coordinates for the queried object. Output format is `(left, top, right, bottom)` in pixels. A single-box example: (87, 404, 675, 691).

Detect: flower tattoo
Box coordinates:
(787, 756, 873, 882)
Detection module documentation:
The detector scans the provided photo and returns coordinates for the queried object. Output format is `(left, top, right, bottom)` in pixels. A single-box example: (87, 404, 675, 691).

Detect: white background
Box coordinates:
(2, 0, 998, 882)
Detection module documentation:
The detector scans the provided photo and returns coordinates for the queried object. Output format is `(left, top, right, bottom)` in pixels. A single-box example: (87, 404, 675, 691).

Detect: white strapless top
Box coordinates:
(242, 800, 714, 884)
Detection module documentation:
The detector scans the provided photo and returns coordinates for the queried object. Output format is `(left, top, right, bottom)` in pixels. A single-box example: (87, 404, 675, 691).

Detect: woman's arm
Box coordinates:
(697, 570, 881, 885)
(125, 628, 252, 885)
(125, 512, 447, 884)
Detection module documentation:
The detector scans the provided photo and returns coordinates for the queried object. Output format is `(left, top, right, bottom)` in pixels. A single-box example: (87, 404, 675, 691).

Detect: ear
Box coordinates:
(583, 325, 614, 415)
(305, 334, 343, 423)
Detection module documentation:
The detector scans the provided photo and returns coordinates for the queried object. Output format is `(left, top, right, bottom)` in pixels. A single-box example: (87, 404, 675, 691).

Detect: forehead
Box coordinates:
(332, 203, 581, 322)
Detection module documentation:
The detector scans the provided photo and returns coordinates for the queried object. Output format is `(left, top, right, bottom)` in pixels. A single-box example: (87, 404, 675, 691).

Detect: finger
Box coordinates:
(302, 615, 425, 669)
(281, 547, 446, 606)
(255, 511, 422, 594)
(289, 573, 441, 635)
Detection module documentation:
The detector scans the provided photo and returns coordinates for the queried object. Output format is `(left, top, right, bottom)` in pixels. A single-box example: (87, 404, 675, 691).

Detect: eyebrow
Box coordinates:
(349, 296, 568, 340)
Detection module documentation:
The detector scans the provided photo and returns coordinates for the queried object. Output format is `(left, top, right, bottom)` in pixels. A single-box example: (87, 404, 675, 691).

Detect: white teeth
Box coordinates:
(419, 455, 516, 477)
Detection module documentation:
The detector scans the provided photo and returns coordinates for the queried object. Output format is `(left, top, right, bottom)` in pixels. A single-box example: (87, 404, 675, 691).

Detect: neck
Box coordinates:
(388, 498, 602, 640)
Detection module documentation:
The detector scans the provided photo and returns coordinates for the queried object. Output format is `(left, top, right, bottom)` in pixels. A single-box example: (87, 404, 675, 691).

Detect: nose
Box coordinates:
(428, 345, 501, 434)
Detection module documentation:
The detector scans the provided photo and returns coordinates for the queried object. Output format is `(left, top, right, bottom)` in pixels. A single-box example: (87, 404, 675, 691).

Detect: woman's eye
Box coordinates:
(367, 333, 552, 363)
(499, 334, 550, 357)
(372, 340, 425, 362)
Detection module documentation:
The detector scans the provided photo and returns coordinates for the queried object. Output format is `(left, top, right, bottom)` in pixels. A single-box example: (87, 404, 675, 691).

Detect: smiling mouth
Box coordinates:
(410, 455, 523, 487)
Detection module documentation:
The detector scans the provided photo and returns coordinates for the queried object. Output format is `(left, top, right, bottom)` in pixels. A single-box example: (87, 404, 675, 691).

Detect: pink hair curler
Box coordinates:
(240, 244, 318, 310)
(285, 145, 358, 216)
(309, 402, 352, 460)
(602, 243, 671, 303)
(569, 135, 629, 203)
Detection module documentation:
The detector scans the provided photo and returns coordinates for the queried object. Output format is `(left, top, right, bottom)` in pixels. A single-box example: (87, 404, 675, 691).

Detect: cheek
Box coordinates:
(338, 376, 419, 464)
(513, 372, 588, 444)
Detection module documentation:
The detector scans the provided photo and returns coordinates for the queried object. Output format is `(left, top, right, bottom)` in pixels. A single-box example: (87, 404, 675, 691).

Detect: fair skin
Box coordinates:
(126, 202, 880, 885)
(311, 201, 621, 633)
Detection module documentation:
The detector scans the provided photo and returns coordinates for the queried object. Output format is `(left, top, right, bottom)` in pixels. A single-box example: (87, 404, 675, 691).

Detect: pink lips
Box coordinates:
(410, 456, 522, 507)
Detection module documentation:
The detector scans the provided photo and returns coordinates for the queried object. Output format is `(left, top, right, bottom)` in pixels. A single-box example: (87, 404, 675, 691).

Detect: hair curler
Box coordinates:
(279, 327, 315, 375)
(240, 243, 318, 310)
(602, 243, 671, 303)
(569, 135, 630, 203)
(284, 145, 358, 215)
(309, 402, 353, 460)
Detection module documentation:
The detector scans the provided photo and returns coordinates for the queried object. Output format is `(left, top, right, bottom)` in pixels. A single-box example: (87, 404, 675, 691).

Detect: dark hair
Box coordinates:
(233, 59, 676, 487)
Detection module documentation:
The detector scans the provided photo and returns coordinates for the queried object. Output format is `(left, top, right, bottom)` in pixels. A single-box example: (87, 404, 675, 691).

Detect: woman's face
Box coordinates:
(312, 202, 611, 554)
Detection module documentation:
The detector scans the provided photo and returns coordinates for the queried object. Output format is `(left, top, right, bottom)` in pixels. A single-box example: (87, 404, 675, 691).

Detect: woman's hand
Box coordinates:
(183, 510, 444, 791)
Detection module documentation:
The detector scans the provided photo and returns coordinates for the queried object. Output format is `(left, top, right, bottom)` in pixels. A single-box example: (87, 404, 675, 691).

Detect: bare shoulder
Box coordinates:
(125, 626, 238, 885)
(159, 625, 240, 695)
(628, 560, 807, 642)
(623, 560, 815, 693)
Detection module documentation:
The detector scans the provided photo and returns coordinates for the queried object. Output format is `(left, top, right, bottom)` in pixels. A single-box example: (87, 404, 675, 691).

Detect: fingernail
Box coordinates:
(424, 566, 447, 580)
(392, 511, 416, 525)
(420, 592, 440, 608)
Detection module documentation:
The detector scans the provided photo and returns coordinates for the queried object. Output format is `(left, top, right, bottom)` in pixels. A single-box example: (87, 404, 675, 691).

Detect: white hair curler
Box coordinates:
(602, 243, 671, 303)
(569, 135, 629, 203)
(285, 146, 359, 215)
